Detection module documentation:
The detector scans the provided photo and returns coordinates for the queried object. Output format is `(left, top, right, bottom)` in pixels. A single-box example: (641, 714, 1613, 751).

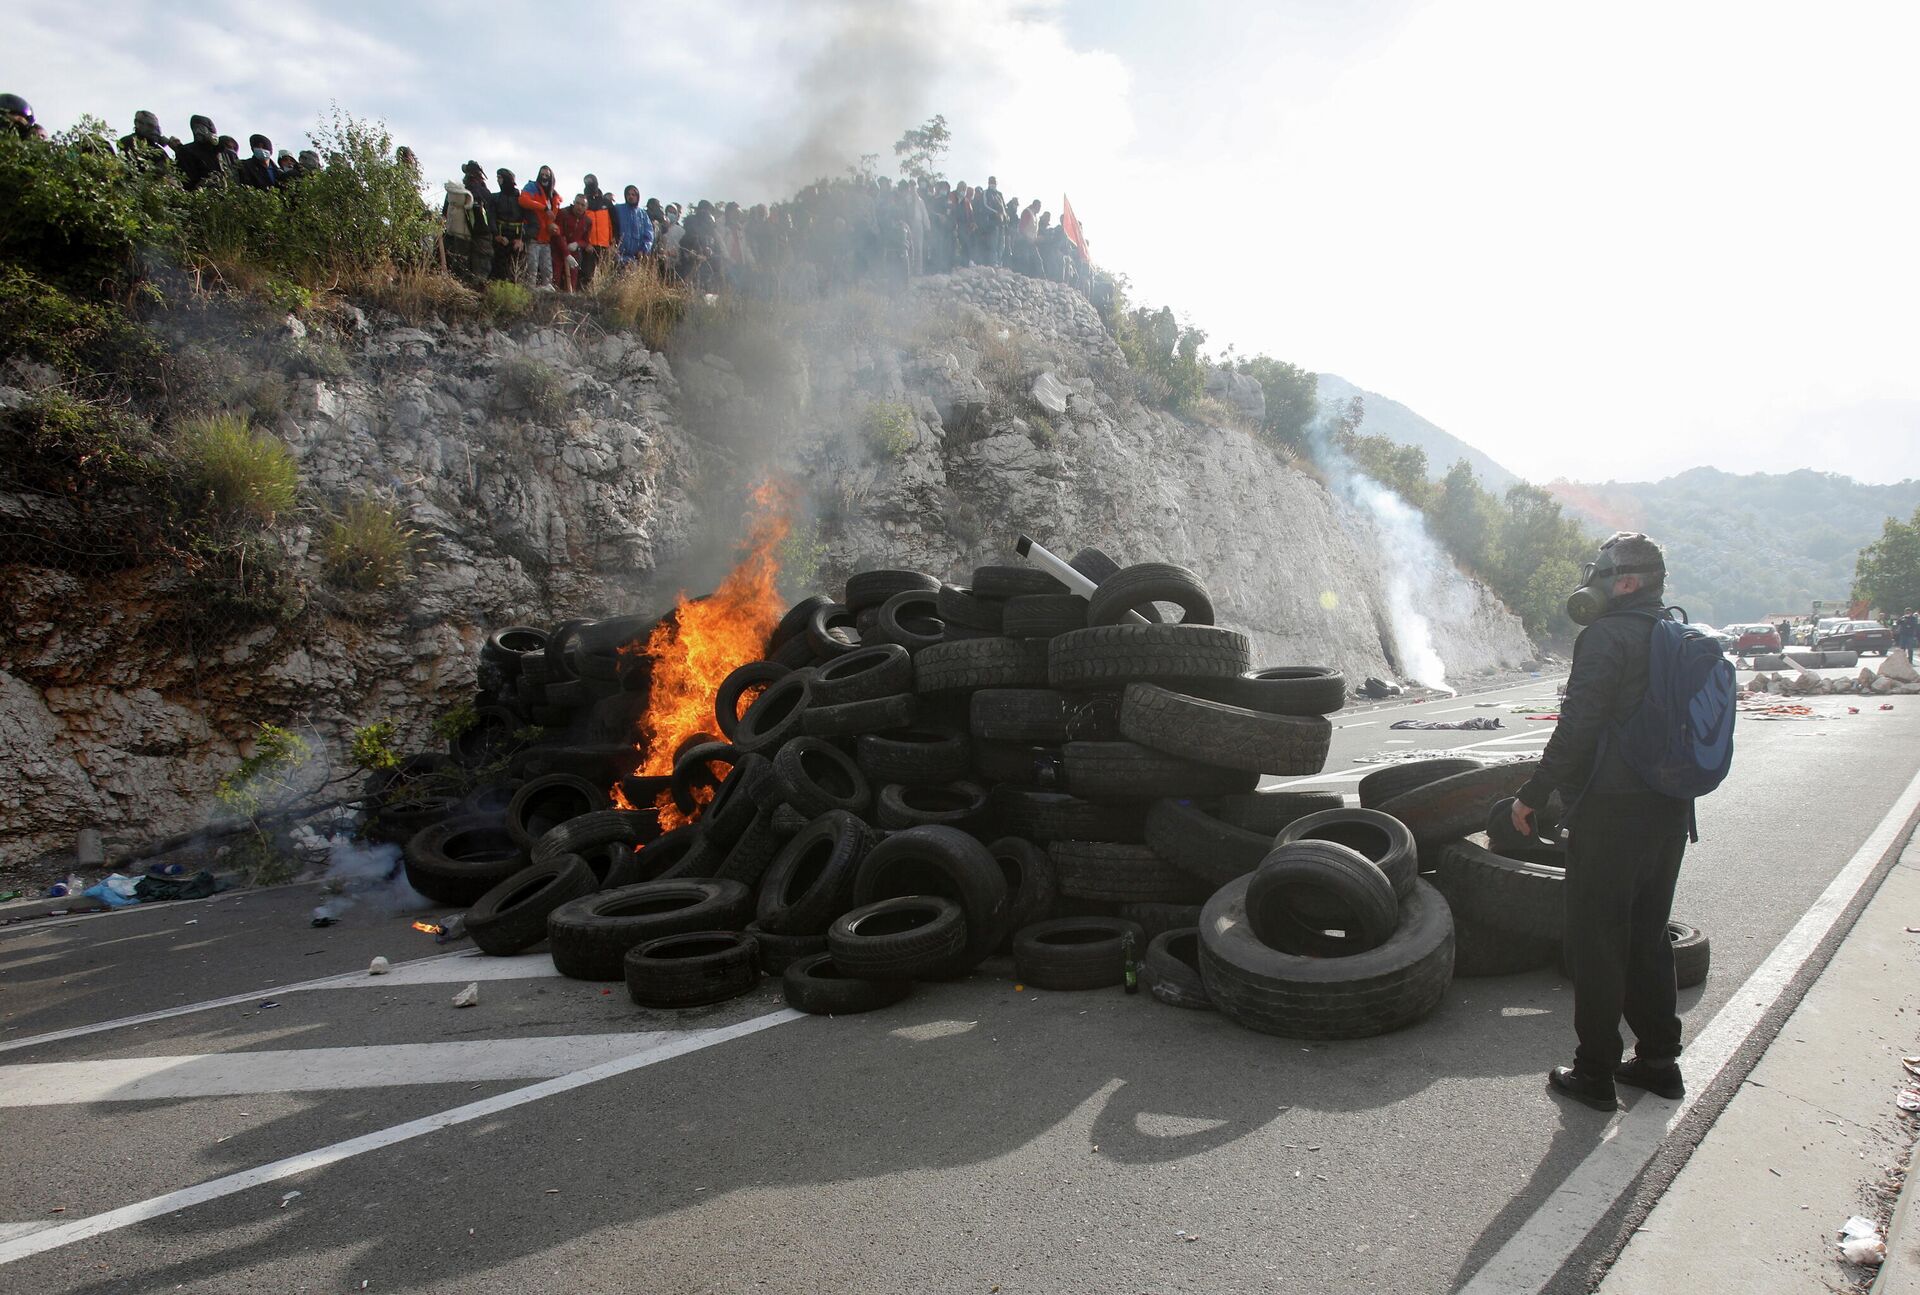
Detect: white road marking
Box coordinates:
(1458, 760, 1920, 1293)
(0, 1008, 804, 1267)
(0, 1223, 53, 1244)
(0, 950, 556, 1055)
(0, 1032, 679, 1106)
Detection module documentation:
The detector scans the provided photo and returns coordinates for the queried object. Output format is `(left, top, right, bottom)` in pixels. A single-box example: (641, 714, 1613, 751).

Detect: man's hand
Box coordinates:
(1511, 798, 1536, 838)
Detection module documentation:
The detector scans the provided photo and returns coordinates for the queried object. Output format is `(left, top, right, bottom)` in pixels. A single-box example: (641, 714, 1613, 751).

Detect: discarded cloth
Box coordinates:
(1389, 717, 1503, 731)
(133, 870, 227, 902)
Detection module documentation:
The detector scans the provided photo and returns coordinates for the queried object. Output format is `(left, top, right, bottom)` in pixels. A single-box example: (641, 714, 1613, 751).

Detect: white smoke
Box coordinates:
(310, 835, 430, 923)
(1310, 412, 1462, 693)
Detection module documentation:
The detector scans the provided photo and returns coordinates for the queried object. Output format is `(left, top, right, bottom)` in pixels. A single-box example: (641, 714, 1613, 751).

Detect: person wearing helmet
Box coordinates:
(176, 115, 227, 189)
(1513, 531, 1692, 1114)
(118, 110, 180, 173)
(0, 94, 39, 141)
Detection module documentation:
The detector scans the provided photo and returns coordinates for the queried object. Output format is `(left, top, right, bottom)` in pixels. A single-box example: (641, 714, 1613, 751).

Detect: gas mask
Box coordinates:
(1566, 543, 1665, 626)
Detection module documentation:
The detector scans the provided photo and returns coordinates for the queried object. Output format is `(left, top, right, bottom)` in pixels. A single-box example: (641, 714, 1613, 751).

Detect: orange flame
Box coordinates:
(612, 481, 792, 829)
(412, 921, 443, 935)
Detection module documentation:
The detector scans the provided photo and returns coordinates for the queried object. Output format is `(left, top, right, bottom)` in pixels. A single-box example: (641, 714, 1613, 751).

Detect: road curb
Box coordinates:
(1876, 1135, 1920, 1294)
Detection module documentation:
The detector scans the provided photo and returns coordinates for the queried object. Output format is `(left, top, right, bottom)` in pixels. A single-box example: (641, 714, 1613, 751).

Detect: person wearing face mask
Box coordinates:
(490, 168, 529, 283)
(1512, 531, 1711, 1114)
(237, 134, 281, 189)
(518, 165, 562, 290)
(175, 115, 227, 190)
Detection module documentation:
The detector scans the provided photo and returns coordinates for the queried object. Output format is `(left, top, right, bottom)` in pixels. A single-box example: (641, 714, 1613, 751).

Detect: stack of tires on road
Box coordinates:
(1354, 760, 1711, 990)
(361, 547, 1707, 1038)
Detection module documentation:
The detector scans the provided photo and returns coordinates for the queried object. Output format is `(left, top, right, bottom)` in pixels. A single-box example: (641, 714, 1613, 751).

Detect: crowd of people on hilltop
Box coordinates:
(2, 93, 1100, 302)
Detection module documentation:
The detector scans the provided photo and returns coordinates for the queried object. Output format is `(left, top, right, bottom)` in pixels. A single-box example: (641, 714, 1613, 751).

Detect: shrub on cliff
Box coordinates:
(321, 497, 420, 592)
(178, 412, 299, 525)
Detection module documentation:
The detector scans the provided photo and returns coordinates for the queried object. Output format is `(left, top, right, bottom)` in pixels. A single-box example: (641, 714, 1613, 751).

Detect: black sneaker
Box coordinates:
(1615, 1057, 1685, 1099)
(1548, 1065, 1618, 1111)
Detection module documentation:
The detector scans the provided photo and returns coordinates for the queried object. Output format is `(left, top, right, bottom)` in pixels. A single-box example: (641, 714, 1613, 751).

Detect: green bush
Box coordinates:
(485, 279, 534, 319)
(0, 265, 167, 393)
(0, 118, 181, 292)
(321, 497, 419, 591)
(863, 401, 917, 459)
(178, 412, 299, 524)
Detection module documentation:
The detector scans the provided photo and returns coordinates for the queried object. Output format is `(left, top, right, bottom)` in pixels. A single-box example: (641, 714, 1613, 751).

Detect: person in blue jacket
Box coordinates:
(612, 185, 654, 265)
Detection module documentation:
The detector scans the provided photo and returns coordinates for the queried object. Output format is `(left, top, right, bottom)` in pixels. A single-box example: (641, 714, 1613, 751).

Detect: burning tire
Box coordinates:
(1012, 917, 1146, 991)
(1118, 682, 1332, 775)
(405, 814, 531, 906)
(781, 952, 914, 1015)
(466, 855, 598, 955)
(714, 662, 790, 741)
(547, 879, 753, 981)
(1199, 875, 1454, 1040)
(624, 930, 760, 1008)
(734, 673, 815, 753)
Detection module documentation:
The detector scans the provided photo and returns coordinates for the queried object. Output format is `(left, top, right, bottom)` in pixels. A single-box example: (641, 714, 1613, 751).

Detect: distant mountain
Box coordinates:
(1548, 469, 1920, 626)
(1315, 373, 1522, 493)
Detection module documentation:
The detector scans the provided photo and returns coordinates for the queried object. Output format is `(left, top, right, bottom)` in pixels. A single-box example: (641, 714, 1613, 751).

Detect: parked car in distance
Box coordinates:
(1815, 621, 1894, 655)
(1692, 624, 1734, 652)
(1730, 623, 1782, 653)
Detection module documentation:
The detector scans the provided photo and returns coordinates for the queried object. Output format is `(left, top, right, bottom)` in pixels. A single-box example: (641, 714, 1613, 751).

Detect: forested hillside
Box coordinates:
(1314, 374, 1520, 494)
(1548, 469, 1920, 624)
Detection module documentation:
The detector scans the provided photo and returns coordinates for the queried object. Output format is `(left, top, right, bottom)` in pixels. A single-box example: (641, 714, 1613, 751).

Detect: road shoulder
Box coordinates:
(1597, 839, 1920, 1293)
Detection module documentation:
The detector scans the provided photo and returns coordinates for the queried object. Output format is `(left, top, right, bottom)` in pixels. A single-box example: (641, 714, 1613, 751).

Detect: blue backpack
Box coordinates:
(1607, 608, 1737, 802)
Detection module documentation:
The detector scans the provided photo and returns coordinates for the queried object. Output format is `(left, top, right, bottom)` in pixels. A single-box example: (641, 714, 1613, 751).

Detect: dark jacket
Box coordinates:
(236, 156, 280, 190)
(1519, 590, 1685, 810)
(489, 189, 528, 242)
(176, 138, 225, 189)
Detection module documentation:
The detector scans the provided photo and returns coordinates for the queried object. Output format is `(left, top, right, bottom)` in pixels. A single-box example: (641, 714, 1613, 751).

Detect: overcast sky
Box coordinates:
(17, 0, 1919, 486)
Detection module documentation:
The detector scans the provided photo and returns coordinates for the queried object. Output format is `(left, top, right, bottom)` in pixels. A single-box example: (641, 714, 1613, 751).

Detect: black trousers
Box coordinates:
(1564, 792, 1690, 1074)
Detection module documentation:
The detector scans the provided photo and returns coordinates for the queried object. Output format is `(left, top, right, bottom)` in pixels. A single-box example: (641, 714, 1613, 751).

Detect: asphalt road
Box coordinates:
(1, 670, 1916, 1295)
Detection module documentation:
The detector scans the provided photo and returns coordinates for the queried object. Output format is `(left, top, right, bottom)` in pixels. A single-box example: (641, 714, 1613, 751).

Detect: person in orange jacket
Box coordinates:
(518, 165, 562, 289)
(556, 195, 593, 292)
(579, 174, 614, 288)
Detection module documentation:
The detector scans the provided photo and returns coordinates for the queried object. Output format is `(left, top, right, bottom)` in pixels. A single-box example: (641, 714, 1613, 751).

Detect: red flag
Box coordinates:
(1061, 194, 1089, 260)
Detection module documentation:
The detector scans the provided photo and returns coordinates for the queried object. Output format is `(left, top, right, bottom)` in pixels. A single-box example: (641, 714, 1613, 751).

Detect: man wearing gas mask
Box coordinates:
(1513, 532, 1690, 1112)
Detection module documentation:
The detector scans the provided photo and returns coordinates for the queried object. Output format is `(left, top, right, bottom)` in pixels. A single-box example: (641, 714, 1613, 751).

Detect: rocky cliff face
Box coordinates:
(0, 269, 1534, 867)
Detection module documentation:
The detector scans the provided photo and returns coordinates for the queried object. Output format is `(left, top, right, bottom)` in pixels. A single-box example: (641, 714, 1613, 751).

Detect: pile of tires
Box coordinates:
(1359, 760, 1711, 989)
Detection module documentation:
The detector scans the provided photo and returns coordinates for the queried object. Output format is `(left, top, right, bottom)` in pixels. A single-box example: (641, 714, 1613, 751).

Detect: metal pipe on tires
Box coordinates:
(1013, 535, 1150, 625)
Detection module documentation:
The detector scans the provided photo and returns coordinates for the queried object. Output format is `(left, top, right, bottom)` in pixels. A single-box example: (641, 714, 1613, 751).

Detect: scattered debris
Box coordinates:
(278, 1191, 301, 1208)
(451, 982, 480, 1008)
(1389, 717, 1502, 731)
(1839, 1215, 1886, 1266)
(1896, 1089, 1920, 1113)
(258, 1001, 279, 1010)
(368, 956, 390, 976)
